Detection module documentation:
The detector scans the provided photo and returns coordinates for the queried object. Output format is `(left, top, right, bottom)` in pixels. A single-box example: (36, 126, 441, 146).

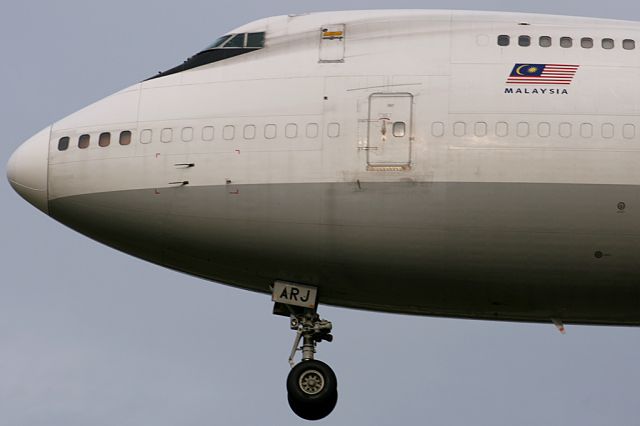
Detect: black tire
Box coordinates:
(286, 360, 338, 420)
(288, 388, 338, 421)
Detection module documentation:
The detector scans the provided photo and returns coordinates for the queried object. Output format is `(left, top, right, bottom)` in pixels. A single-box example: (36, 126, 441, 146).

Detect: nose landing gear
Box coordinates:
(272, 282, 337, 420)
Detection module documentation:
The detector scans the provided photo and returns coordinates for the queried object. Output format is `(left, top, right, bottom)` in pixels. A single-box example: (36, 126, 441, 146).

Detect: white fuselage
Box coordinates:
(8, 10, 640, 325)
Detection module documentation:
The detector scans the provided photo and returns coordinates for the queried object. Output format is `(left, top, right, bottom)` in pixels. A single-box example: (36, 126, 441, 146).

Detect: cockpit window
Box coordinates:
(147, 31, 266, 80)
(207, 35, 232, 49)
(224, 34, 245, 48)
(247, 32, 265, 48)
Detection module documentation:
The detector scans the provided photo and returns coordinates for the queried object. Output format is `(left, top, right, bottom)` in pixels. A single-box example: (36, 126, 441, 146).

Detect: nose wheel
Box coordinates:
(272, 282, 337, 420)
(287, 360, 338, 420)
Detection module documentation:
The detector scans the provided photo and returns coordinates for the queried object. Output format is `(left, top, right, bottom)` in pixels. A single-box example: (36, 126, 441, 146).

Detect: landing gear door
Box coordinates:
(319, 24, 345, 63)
(367, 93, 413, 168)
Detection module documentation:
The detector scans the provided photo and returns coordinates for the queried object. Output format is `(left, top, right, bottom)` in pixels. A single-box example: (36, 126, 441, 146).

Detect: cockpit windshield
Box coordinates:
(206, 35, 233, 49)
(147, 31, 266, 81)
(203, 32, 266, 51)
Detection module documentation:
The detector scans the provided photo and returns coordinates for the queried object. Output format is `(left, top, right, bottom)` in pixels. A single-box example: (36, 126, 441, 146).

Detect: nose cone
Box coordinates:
(7, 126, 51, 214)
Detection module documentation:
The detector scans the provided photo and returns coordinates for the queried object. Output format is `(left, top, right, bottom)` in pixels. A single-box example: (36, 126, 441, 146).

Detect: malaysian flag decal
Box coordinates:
(506, 64, 580, 85)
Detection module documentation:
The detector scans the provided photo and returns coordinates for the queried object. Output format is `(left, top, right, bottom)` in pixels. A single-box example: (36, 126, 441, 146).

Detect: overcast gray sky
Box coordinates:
(2, 1, 640, 425)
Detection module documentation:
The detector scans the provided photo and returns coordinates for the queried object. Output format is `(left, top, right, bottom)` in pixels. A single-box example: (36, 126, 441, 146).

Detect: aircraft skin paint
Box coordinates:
(10, 10, 640, 325)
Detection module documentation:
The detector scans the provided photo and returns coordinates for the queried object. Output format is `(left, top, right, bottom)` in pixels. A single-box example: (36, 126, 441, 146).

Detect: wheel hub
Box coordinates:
(299, 370, 325, 395)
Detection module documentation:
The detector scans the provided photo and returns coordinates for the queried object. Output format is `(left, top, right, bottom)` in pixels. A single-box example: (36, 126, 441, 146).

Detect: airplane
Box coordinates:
(7, 9, 640, 420)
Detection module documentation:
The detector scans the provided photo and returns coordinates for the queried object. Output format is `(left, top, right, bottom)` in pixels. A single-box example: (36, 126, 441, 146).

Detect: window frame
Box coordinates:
(539, 36, 552, 47)
(285, 123, 298, 139)
(518, 35, 531, 47)
(392, 121, 407, 137)
(497, 35, 510, 46)
(560, 37, 573, 48)
(58, 136, 70, 151)
(98, 132, 111, 147)
(119, 131, 132, 146)
(581, 37, 594, 49)
(78, 134, 91, 149)
(602, 38, 615, 50)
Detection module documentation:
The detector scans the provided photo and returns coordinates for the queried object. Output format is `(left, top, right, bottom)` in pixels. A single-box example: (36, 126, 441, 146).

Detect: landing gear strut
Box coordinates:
(273, 282, 337, 420)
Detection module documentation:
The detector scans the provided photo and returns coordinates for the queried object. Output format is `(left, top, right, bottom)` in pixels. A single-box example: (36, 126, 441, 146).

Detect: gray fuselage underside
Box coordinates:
(50, 181, 640, 325)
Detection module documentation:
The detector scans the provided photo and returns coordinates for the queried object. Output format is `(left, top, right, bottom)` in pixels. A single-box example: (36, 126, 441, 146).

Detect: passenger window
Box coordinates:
(517, 122, 529, 138)
(474, 122, 487, 137)
(285, 124, 298, 139)
(538, 122, 551, 138)
(225, 34, 244, 48)
(119, 131, 132, 145)
(243, 125, 256, 140)
(539, 36, 552, 47)
(161, 128, 173, 143)
(392, 122, 406, 137)
(140, 129, 152, 144)
(496, 122, 509, 137)
(431, 122, 445, 137)
(182, 127, 193, 142)
(327, 123, 340, 138)
(497, 35, 510, 46)
(559, 123, 572, 138)
(602, 38, 615, 49)
(306, 123, 319, 139)
(202, 126, 214, 141)
(580, 123, 593, 138)
(453, 122, 466, 137)
(476, 35, 490, 47)
(98, 132, 111, 147)
(518, 35, 531, 47)
(58, 137, 70, 151)
(265, 124, 277, 139)
(246, 32, 266, 48)
(581, 38, 594, 48)
(602, 123, 614, 138)
(624, 124, 635, 139)
(223, 125, 235, 140)
(78, 134, 90, 149)
(560, 37, 573, 48)
(623, 39, 636, 50)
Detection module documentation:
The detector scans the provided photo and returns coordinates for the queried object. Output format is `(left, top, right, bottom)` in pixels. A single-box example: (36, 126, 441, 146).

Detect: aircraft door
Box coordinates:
(367, 93, 412, 168)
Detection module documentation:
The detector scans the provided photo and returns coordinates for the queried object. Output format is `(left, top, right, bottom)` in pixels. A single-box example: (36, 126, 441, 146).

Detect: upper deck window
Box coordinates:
(581, 38, 594, 48)
(518, 36, 531, 47)
(602, 38, 615, 49)
(539, 36, 552, 47)
(623, 39, 636, 50)
(148, 31, 266, 80)
(560, 37, 573, 48)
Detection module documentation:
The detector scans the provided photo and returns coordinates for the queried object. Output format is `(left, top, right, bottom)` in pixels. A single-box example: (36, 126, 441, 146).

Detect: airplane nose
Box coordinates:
(7, 126, 51, 214)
